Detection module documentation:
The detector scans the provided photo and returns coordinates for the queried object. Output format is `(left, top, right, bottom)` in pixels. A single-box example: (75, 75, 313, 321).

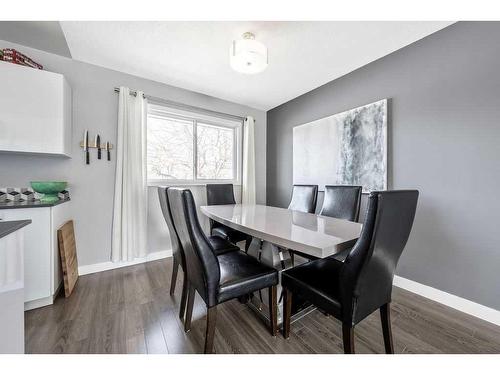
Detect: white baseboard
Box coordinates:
(78, 250, 172, 276)
(393, 275, 500, 326)
(24, 296, 54, 311)
(24, 280, 63, 311)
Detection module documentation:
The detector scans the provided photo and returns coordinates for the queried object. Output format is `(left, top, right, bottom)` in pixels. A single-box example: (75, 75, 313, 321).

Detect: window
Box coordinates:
(147, 103, 242, 184)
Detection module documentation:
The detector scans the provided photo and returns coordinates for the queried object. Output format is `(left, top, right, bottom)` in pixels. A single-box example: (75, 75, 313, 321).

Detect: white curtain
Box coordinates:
(111, 87, 148, 262)
(242, 116, 256, 204)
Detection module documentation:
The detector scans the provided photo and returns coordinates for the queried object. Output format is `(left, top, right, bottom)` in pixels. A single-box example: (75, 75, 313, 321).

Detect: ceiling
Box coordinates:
(2, 21, 454, 110)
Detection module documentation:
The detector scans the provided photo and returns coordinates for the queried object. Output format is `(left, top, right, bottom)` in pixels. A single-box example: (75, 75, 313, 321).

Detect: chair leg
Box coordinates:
(380, 303, 394, 354)
(342, 323, 355, 354)
(282, 288, 292, 339)
(179, 272, 188, 321)
(170, 258, 179, 295)
(204, 306, 217, 354)
(290, 252, 295, 266)
(268, 285, 278, 336)
(184, 284, 195, 333)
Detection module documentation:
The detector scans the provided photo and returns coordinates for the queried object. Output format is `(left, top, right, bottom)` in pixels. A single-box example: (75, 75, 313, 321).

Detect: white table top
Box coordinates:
(200, 204, 363, 258)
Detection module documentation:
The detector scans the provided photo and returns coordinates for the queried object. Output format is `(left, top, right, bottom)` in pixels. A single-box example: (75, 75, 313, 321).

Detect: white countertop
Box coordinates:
(200, 204, 363, 258)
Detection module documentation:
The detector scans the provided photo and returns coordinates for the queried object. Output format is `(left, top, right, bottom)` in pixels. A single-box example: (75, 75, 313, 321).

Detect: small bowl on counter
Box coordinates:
(30, 181, 68, 203)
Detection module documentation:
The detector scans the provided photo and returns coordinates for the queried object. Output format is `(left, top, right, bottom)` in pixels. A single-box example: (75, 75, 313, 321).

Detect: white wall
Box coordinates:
(0, 40, 266, 266)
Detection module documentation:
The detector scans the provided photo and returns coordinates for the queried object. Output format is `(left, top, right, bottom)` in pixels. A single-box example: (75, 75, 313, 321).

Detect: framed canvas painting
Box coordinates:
(293, 99, 387, 192)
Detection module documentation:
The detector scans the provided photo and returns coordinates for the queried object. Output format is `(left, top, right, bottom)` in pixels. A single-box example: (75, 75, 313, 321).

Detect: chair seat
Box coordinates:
(208, 236, 240, 255)
(281, 257, 344, 318)
(217, 251, 278, 304)
(212, 224, 248, 244)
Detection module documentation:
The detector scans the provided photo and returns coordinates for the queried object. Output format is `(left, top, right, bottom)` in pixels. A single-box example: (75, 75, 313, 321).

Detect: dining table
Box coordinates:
(200, 203, 363, 326)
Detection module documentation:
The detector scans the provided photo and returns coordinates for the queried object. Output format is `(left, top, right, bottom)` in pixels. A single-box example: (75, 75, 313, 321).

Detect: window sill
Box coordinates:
(148, 181, 241, 187)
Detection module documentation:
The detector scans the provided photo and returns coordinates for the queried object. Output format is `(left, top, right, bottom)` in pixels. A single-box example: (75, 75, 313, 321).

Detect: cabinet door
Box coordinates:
(0, 61, 72, 156)
(0, 230, 25, 353)
(1, 209, 51, 303)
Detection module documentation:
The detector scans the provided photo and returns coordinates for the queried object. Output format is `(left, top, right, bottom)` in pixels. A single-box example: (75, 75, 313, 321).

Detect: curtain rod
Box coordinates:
(114, 87, 247, 123)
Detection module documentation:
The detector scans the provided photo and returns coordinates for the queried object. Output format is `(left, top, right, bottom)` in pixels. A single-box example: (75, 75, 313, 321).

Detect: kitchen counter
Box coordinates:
(1, 199, 72, 311)
(0, 220, 32, 239)
(0, 198, 70, 210)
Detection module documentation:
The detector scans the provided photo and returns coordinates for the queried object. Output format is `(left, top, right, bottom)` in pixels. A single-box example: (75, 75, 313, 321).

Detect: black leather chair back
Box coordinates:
(288, 185, 318, 214)
(341, 190, 419, 324)
(206, 184, 237, 231)
(206, 184, 236, 205)
(158, 187, 185, 268)
(320, 185, 362, 221)
(168, 188, 220, 307)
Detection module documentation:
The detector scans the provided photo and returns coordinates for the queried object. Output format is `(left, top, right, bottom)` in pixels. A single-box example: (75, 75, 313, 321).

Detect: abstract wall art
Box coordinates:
(293, 99, 387, 192)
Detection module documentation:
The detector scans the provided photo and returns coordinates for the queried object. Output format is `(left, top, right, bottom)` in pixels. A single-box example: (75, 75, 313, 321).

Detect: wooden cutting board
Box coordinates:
(57, 220, 79, 297)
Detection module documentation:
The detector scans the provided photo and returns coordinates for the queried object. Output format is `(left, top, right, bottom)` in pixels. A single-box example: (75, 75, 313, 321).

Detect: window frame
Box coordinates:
(147, 103, 243, 186)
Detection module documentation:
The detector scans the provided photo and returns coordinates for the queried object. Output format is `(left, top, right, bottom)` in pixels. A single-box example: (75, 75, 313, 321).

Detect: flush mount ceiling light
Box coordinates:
(230, 32, 268, 74)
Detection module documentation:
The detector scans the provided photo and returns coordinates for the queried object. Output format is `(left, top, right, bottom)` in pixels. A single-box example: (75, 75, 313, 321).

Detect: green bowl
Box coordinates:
(30, 181, 67, 203)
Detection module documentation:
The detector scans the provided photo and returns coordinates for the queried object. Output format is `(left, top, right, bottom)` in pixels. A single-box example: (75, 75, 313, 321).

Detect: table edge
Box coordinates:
(200, 205, 359, 258)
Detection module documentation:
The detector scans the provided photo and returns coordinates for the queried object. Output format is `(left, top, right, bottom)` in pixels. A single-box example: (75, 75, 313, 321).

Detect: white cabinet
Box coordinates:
(0, 201, 73, 310)
(0, 227, 26, 353)
(0, 61, 72, 156)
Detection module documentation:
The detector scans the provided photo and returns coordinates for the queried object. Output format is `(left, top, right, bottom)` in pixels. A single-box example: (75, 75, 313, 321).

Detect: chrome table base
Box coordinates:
(244, 237, 314, 326)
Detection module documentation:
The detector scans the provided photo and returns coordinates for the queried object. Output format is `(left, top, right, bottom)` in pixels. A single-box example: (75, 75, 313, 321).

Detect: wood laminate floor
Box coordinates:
(25, 258, 500, 354)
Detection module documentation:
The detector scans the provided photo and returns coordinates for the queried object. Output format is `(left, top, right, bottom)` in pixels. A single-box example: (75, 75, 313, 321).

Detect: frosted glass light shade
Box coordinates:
(230, 33, 268, 74)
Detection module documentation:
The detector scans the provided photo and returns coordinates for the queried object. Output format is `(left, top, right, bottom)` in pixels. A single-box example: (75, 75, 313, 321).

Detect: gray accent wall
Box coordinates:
(0, 40, 266, 267)
(266, 22, 500, 310)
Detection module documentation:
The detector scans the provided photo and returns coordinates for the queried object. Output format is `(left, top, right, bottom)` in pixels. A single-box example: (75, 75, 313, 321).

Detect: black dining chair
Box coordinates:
(282, 190, 419, 354)
(292, 185, 362, 263)
(320, 185, 362, 221)
(168, 187, 279, 353)
(287, 184, 319, 265)
(288, 184, 318, 213)
(206, 184, 251, 249)
(158, 187, 240, 321)
(291, 185, 362, 263)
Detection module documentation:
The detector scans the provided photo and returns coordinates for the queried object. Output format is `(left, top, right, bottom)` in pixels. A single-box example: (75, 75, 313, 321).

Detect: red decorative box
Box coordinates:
(2, 49, 43, 70)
